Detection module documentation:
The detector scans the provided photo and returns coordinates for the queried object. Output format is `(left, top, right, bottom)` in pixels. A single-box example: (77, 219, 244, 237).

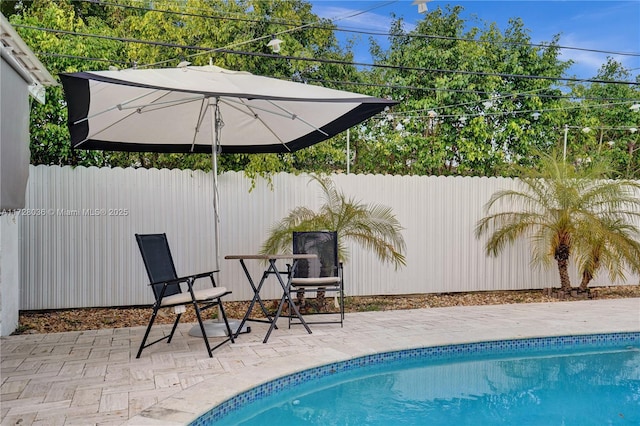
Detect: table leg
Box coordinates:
(233, 260, 276, 338)
(263, 259, 312, 343)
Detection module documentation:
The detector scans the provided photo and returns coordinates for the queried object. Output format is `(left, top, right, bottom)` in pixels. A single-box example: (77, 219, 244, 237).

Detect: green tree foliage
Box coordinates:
(7, 1, 639, 177)
(475, 152, 640, 291)
(364, 6, 571, 176)
(565, 58, 640, 178)
(9, 0, 124, 166)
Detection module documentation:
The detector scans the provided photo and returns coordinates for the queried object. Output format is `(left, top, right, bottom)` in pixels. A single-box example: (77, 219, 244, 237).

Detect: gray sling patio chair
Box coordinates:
(135, 233, 234, 358)
(288, 231, 344, 327)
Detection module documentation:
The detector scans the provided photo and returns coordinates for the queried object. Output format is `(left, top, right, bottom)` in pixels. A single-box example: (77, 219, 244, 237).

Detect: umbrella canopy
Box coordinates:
(60, 65, 397, 154)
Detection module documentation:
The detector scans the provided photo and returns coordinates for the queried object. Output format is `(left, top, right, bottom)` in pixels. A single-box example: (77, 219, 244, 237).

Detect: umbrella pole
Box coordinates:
(192, 96, 247, 337)
(211, 97, 221, 271)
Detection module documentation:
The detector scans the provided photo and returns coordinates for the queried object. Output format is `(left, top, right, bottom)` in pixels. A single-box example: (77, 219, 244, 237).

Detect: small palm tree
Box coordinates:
(260, 175, 406, 309)
(260, 175, 406, 267)
(575, 217, 640, 291)
(475, 152, 640, 292)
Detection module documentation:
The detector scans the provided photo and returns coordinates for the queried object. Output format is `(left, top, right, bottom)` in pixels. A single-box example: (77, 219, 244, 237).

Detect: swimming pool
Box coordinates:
(191, 332, 640, 425)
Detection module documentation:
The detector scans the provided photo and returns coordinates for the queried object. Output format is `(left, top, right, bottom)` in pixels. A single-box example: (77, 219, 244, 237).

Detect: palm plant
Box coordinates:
(475, 152, 640, 292)
(260, 175, 406, 268)
(574, 217, 640, 291)
(260, 175, 406, 309)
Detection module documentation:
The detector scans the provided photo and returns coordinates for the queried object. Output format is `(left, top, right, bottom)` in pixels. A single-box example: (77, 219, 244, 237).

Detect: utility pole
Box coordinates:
(563, 124, 568, 161)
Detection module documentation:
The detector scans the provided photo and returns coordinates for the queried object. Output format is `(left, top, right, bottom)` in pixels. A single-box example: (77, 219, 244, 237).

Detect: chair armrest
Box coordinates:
(148, 270, 219, 287)
(148, 276, 190, 287)
(190, 270, 220, 280)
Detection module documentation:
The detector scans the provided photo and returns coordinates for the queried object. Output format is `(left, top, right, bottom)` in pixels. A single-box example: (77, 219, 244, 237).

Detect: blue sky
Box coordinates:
(309, 1, 640, 81)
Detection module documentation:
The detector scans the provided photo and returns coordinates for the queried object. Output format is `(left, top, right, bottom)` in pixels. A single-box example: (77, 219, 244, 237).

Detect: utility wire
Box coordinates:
(34, 51, 638, 103)
(13, 25, 215, 51)
(87, 0, 396, 28)
(36, 53, 613, 120)
(84, 0, 640, 58)
(28, 60, 640, 124)
(136, 1, 396, 68)
(330, 27, 640, 58)
(302, 77, 640, 102)
(36, 52, 130, 65)
(143, 1, 398, 68)
(15, 24, 639, 87)
(213, 48, 640, 86)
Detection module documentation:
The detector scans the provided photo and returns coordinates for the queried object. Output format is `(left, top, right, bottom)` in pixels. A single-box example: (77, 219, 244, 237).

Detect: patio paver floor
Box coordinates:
(1, 298, 639, 425)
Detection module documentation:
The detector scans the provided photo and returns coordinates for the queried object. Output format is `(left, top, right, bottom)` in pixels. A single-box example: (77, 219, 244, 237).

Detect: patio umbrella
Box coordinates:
(60, 64, 396, 335)
(60, 64, 396, 259)
(60, 64, 396, 154)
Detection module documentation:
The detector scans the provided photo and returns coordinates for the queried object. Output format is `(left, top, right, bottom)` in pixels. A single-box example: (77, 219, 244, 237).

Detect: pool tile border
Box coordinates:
(190, 331, 640, 425)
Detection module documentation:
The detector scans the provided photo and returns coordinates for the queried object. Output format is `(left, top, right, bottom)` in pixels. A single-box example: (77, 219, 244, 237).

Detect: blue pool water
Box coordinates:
(192, 333, 640, 426)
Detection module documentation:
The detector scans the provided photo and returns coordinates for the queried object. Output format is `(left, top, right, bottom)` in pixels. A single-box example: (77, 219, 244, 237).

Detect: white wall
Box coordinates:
(18, 165, 639, 312)
(1, 214, 20, 335)
(1, 14, 59, 335)
(1, 50, 31, 336)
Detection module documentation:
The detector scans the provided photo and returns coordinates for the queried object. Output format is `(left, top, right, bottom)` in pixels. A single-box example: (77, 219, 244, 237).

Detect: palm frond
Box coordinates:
(261, 175, 407, 269)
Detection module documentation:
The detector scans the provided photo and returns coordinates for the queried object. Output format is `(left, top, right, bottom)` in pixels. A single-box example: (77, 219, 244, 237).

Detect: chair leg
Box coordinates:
(192, 303, 214, 358)
(137, 309, 183, 358)
(288, 289, 294, 329)
(218, 300, 235, 344)
(137, 307, 159, 359)
(340, 287, 345, 327)
(166, 313, 182, 343)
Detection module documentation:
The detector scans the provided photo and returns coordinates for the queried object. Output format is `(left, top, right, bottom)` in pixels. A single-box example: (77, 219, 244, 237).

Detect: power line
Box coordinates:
(36, 51, 130, 65)
(302, 77, 640, 102)
(14, 24, 215, 51)
(31, 50, 640, 106)
(85, 0, 640, 58)
(86, 0, 394, 28)
(15, 24, 640, 87)
(14, 2, 388, 74)
(33, 51, 638, 104)
(214, 48, 640, 86)
(330, 28, 640, 58)
(140, 1, 400, 69)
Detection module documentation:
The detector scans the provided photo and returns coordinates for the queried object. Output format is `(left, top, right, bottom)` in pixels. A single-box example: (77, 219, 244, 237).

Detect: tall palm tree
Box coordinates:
(475, 152, 640, 292)
(260, 175, 406, 268)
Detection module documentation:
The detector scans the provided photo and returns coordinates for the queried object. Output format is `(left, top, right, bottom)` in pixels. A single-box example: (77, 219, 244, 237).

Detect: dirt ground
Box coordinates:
(15, 285, 640, 335)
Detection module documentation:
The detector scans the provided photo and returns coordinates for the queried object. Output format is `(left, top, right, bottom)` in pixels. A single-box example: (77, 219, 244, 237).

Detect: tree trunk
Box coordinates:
(580, 256, 600, 292)
(555, 243, 572, 291)
(579, 271, 593, 292)
(316, 288, 326, 312)
(296, 289, 306, 312)
(557, 258, 572, 291)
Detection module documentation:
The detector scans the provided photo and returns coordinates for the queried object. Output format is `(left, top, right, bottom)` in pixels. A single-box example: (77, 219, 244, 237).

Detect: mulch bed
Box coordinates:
(14, 285, 640, 335)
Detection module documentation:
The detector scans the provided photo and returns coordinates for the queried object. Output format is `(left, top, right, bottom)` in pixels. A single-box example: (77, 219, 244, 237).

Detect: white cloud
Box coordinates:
(313, 5, 391, 31)
(312, 4, 417, 33)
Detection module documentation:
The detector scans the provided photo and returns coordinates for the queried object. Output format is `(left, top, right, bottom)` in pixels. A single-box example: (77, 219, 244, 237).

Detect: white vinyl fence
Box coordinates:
(18, 165, 639, 310)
